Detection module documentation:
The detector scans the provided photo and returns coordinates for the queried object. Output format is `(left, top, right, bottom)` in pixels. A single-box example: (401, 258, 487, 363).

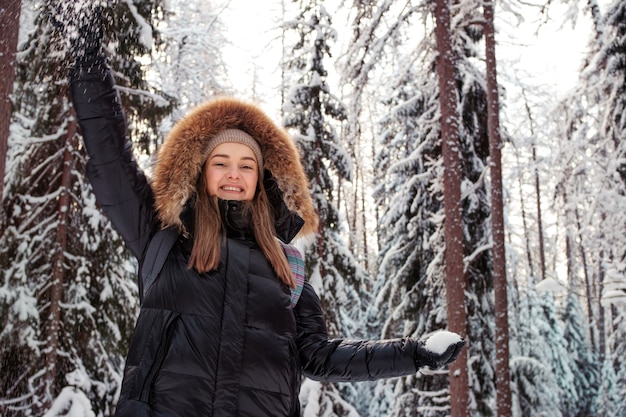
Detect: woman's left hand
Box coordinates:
(413, 330, 465, 369)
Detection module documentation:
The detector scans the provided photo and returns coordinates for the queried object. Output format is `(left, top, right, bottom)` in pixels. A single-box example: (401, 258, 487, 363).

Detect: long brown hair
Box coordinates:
(189, 171, 295, 288)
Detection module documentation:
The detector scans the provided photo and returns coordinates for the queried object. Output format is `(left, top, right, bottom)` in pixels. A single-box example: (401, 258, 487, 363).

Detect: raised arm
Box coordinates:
(67, 11, 156, 259)
(294, 283, 464, 382)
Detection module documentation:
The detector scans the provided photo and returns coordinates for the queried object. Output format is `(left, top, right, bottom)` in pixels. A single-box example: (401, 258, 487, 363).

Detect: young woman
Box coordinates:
(68, 30, 464, 417)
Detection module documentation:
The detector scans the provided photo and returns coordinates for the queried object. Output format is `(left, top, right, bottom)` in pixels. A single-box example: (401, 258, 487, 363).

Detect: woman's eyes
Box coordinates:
(212, 161, 255, 170)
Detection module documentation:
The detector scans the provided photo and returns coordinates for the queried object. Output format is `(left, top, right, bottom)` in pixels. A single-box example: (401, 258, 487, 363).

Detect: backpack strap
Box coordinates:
(140, 226, 179, 300)
(279, 241, 305, 308)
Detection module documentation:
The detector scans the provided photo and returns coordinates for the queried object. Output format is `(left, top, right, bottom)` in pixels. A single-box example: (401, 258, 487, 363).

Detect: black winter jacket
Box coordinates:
(69, 62, 421, 417)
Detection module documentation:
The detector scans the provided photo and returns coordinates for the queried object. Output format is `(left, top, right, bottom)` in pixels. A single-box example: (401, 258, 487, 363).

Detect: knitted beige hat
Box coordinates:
(205, 129, 263, 174)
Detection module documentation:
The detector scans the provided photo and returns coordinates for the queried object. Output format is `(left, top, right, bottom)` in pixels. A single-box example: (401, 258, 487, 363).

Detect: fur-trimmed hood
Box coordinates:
(151, 97, 318, 239)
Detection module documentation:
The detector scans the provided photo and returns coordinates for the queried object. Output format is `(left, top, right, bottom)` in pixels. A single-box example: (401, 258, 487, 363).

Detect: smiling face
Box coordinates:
(204, 142, 259, 201)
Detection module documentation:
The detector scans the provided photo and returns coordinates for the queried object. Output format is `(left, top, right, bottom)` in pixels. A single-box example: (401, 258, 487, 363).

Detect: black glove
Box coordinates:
(414, 331, 465, 369)
(264, 169, 305, 243)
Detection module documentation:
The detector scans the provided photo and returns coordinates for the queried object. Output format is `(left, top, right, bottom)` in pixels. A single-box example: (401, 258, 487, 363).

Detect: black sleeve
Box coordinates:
(69, 59, 156, 260)
(294, 283, 418, 382)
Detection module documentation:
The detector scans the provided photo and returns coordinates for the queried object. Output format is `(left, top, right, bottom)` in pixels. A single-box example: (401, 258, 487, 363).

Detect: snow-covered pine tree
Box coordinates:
(333, 1, 388, 278)
(557, 1, 626, 413)
(600, 286, 626, 415)
(0, 1, 171, 415)
(451, 5, 497, 415)
(538, 290, 578, 416)
(584, 4, 626, 406)
(370, 1, 495, 415)
(593, 356, 621, 416)
(549, 112, 604, 416)
(282, 0, 362, 338)
(608, 306, 626, 415)
(106, 0, 174, 155)
(562, 291, 599, 416)
(510, 288, 562, 417)
(588, 3, 626, 412)
(281, 2, 365, 415)
(152, 0, 231, 125)
(372, 50, 451, 417)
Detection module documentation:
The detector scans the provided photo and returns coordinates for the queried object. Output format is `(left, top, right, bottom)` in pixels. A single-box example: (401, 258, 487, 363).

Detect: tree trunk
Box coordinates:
(532, 144, 546, 281)
(0, 0, 21, 208)
(521, 89, 546, 282)
(434, 0, 470, 415)
(43, 111, 77, 408)
(515, 148, 535, 281)
(483, 1, 512, 416)
(597, 248, 606, 364)
(575, 207, 597, 354)
(359, 166, 369, 271)
(350, 167, 358, 253)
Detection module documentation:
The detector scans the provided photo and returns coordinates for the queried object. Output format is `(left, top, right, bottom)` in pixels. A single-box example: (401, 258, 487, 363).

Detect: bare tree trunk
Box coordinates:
(350, 167, 358, 253)
(575, 207, 597, 353)
(597, 263, 606, 363)
(521, 90, 547, 281)
(434, 0, 469, 415)
(597, 221, 606, 363)
(359, 166, 369, 272)
(483, 2, 512, 416)
(564, 192, 575, 286)
(514, 147, 535, 281)
(43, 111, 77, 408)
(532, 143, 546, 281)
(0, 0, 21, 208)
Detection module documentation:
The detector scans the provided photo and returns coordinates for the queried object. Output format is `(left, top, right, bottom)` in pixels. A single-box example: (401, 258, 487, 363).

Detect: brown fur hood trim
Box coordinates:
(151, 97, 318, 238)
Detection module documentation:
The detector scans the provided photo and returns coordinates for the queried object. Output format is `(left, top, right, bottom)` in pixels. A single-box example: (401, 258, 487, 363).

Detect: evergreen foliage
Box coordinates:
(556, 1, 626, 414)
(151, 0, 231, 123)
(373, 57, 450, 416)
(371, 2, 495, 415)
(511, 289, 562, 417)
(561, 292, 599, 416)
(282, 0, 361, 338)
(0, 1, 170, 415)
(281, 1, 366, 415)
(0, 0, 624, 415)
(593, 357, 621, 417)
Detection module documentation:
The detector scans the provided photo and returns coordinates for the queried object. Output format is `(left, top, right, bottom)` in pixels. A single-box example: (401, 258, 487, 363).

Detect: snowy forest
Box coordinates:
(0, 0, 625, 416)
